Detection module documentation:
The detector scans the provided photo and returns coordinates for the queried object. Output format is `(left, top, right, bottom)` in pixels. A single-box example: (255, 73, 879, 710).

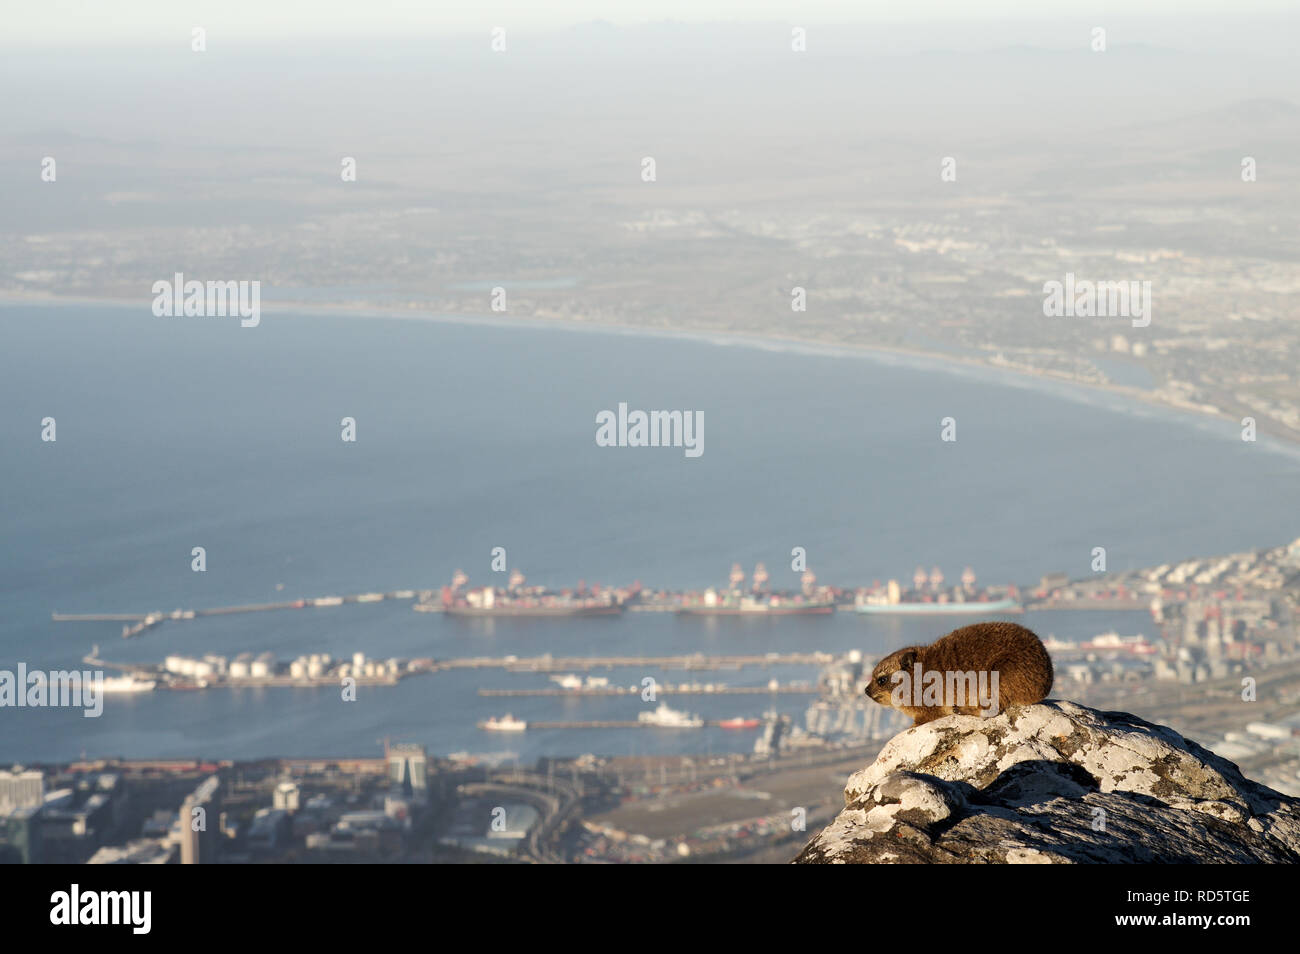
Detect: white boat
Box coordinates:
(480, 714, 527, 732)
(1042, 636, 1078, 652)
(855, 595, 1022, 615)
(100, 675, 157, 693)
(637, 703, 703, 728)
(1081, 632, 1158, 655)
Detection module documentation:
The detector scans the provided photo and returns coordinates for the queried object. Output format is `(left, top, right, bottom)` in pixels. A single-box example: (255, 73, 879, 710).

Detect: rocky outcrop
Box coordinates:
(794, 700, 1300, 863)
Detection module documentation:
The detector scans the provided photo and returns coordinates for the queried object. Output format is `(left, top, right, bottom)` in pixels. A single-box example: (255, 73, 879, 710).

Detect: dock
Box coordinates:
(54, 613, 150, 622)
(436, 652, 833, 673)
(489, 720, 757, 730)
(81, 647, 434, 690)
(53, 590, 424, 636)
(1026, 598, 1150, 611)
(78, 649, 832, 694)
(157, 675, 409, 689)
(479, 686, 816, 696)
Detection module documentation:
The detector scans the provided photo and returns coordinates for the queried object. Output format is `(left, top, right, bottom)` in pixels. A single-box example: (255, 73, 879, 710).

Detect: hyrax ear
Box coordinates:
(898, 650, 917, 670)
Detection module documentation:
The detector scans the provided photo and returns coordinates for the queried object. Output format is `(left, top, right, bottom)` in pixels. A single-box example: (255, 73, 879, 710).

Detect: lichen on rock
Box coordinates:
(795, 700, 1300, 864)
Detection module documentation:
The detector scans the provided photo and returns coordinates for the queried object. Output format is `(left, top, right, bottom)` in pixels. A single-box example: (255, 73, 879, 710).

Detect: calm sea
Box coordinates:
(2, 302, 1298, 762)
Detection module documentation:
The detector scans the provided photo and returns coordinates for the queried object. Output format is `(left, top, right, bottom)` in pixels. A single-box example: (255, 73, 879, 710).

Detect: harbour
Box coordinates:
(482, 720, 768, 730)
(54, 590, 423, 638)
(82, 648, 841, 690)
(50, 561, 1129, 640)
(8, 306, 1298, 770)
(478, 686, 817, 696)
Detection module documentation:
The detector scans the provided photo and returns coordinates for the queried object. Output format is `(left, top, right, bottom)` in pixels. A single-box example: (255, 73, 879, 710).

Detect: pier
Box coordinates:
(49, 573, 1147, 642)
(1026, 598, 1150, 611)
(479, 686, 816, 697)
(53, 590, 423, 636)
(82, 647, 434, 690)
(436, 652, 833, 673)
(157, 674, 410, 689)
(80, 650, 833, 693)
(54, 613, 150, 622)
(505, 720, 762, 730)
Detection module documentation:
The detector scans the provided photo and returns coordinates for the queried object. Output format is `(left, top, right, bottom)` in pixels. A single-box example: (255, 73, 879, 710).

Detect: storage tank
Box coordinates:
(251, 653, 275, 678)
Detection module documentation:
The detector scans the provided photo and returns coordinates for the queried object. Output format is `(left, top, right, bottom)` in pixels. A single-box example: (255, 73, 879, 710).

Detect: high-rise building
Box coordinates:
(179, 775, 221, 865)
(388, 743, 428, 801)
(273, 781, 300, 813)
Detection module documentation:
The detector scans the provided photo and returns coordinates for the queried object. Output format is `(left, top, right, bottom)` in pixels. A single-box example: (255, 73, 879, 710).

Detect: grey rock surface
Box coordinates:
(794, 700, 1300, 863)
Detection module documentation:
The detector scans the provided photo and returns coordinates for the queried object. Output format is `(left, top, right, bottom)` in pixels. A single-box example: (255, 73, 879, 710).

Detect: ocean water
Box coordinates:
(2, 302, 1298, 762)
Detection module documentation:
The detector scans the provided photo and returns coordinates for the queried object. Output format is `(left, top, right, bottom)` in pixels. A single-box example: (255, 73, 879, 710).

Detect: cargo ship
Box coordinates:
(675, 563, 835, 616)
(854, 567, 1022, 615)
(677, 595, 835, 616)
(445, 600, 624, 618)
(438, 569, 625, 618)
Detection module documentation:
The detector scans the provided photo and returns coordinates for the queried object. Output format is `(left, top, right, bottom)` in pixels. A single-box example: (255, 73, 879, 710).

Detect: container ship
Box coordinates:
(677, 595, 835, 616)
(446, 601, 623, 618)
(854, 567, 1023, 615)
(437, 569, 625, 618)
(675, 563, 835, 616)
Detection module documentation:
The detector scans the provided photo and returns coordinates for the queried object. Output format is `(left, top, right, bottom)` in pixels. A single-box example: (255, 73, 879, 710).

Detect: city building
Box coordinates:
(387, 743, 428, 801)
(0, 768, 44, 814)
(179, 774, 221, 865)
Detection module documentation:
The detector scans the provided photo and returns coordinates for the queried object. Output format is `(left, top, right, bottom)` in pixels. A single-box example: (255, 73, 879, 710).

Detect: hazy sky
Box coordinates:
(13, 0, 1300, 47)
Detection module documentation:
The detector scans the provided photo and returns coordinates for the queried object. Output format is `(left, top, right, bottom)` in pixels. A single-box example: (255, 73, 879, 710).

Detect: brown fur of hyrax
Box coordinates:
(865, 621, 1054, 726)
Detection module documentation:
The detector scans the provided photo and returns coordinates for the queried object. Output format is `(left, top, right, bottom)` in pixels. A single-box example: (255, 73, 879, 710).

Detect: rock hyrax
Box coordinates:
(865, 621, 1054, 726)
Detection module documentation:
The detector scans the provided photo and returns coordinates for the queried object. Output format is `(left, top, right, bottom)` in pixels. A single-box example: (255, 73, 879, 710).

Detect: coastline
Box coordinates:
(4, 290, 1297, 453)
